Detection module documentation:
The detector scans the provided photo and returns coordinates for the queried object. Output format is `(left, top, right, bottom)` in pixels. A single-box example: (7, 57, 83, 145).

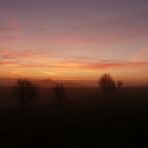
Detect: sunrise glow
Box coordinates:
(0, 0, 148, 86)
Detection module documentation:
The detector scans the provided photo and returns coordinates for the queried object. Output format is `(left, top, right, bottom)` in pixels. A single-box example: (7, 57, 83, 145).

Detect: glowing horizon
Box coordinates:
(0, 0, 148, 86)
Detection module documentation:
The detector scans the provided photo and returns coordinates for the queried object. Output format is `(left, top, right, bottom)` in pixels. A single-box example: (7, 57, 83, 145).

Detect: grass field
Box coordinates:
(0, 86, 148, 147)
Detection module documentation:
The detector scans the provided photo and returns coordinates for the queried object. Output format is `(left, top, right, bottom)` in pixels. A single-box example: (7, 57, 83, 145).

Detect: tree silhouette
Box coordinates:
(53, 83, 65, 107)
(13, 78, 38, 110)
(117, 81, 123, 89)
(98, 73, 116, 95)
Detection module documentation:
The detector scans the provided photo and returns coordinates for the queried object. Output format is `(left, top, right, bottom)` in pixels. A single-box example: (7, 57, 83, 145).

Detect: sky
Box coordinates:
(0, 0, 148, 86)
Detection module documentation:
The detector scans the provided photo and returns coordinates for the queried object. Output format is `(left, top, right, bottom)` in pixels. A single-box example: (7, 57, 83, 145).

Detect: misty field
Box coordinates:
(0, 86, 148, 147)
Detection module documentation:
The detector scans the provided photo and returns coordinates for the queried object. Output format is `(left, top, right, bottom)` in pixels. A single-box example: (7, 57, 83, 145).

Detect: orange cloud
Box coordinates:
(1, 49, 148, 80)
(1, 50, 148, 68)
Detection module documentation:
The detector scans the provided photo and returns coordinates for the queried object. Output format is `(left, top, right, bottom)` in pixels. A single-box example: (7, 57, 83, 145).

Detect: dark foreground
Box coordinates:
(0, 87, 148, 147)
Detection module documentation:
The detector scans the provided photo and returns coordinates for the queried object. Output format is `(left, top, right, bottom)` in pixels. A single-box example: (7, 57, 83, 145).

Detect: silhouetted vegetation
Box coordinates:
(13, 78, 38, 110)
(1, 81, 148, 147)
(117, 81, 123, 89)
(98, 73, 116, 95)
(53, 83, 65, 107)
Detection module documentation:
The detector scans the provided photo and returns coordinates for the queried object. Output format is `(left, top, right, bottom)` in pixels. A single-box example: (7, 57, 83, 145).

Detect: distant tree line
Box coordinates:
(12, 73, 123, 110)
(12, 78, 66, 110)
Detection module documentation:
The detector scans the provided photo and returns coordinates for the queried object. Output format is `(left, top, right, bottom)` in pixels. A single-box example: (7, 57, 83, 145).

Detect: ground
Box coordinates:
(0, 87, 148, 147)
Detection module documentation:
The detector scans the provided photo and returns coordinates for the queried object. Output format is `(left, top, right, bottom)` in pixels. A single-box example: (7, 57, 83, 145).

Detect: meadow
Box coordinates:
(0, 86, 148, 147)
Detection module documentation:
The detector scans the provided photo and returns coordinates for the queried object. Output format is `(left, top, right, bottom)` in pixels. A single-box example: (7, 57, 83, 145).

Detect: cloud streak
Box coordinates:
(0, 49, 55, 60)
(1, 54, 148, 70)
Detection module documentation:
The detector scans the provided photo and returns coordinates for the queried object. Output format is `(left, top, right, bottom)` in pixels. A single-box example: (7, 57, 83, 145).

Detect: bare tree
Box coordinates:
(53, 83, 65, 107)
(13, 78, 38, 110)
(117, 81, 123, 89)
(98, 73, 116, 95)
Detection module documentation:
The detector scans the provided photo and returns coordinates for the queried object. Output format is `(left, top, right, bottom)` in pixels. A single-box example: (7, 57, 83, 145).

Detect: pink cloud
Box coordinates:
(131, 48, 148, 62)
(0, 49, 54, 60)
(0, 34, 19, 41)
(0, 49, 32, 59)
(80, 61, 148, 70)
(0, 60, 17, 65)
